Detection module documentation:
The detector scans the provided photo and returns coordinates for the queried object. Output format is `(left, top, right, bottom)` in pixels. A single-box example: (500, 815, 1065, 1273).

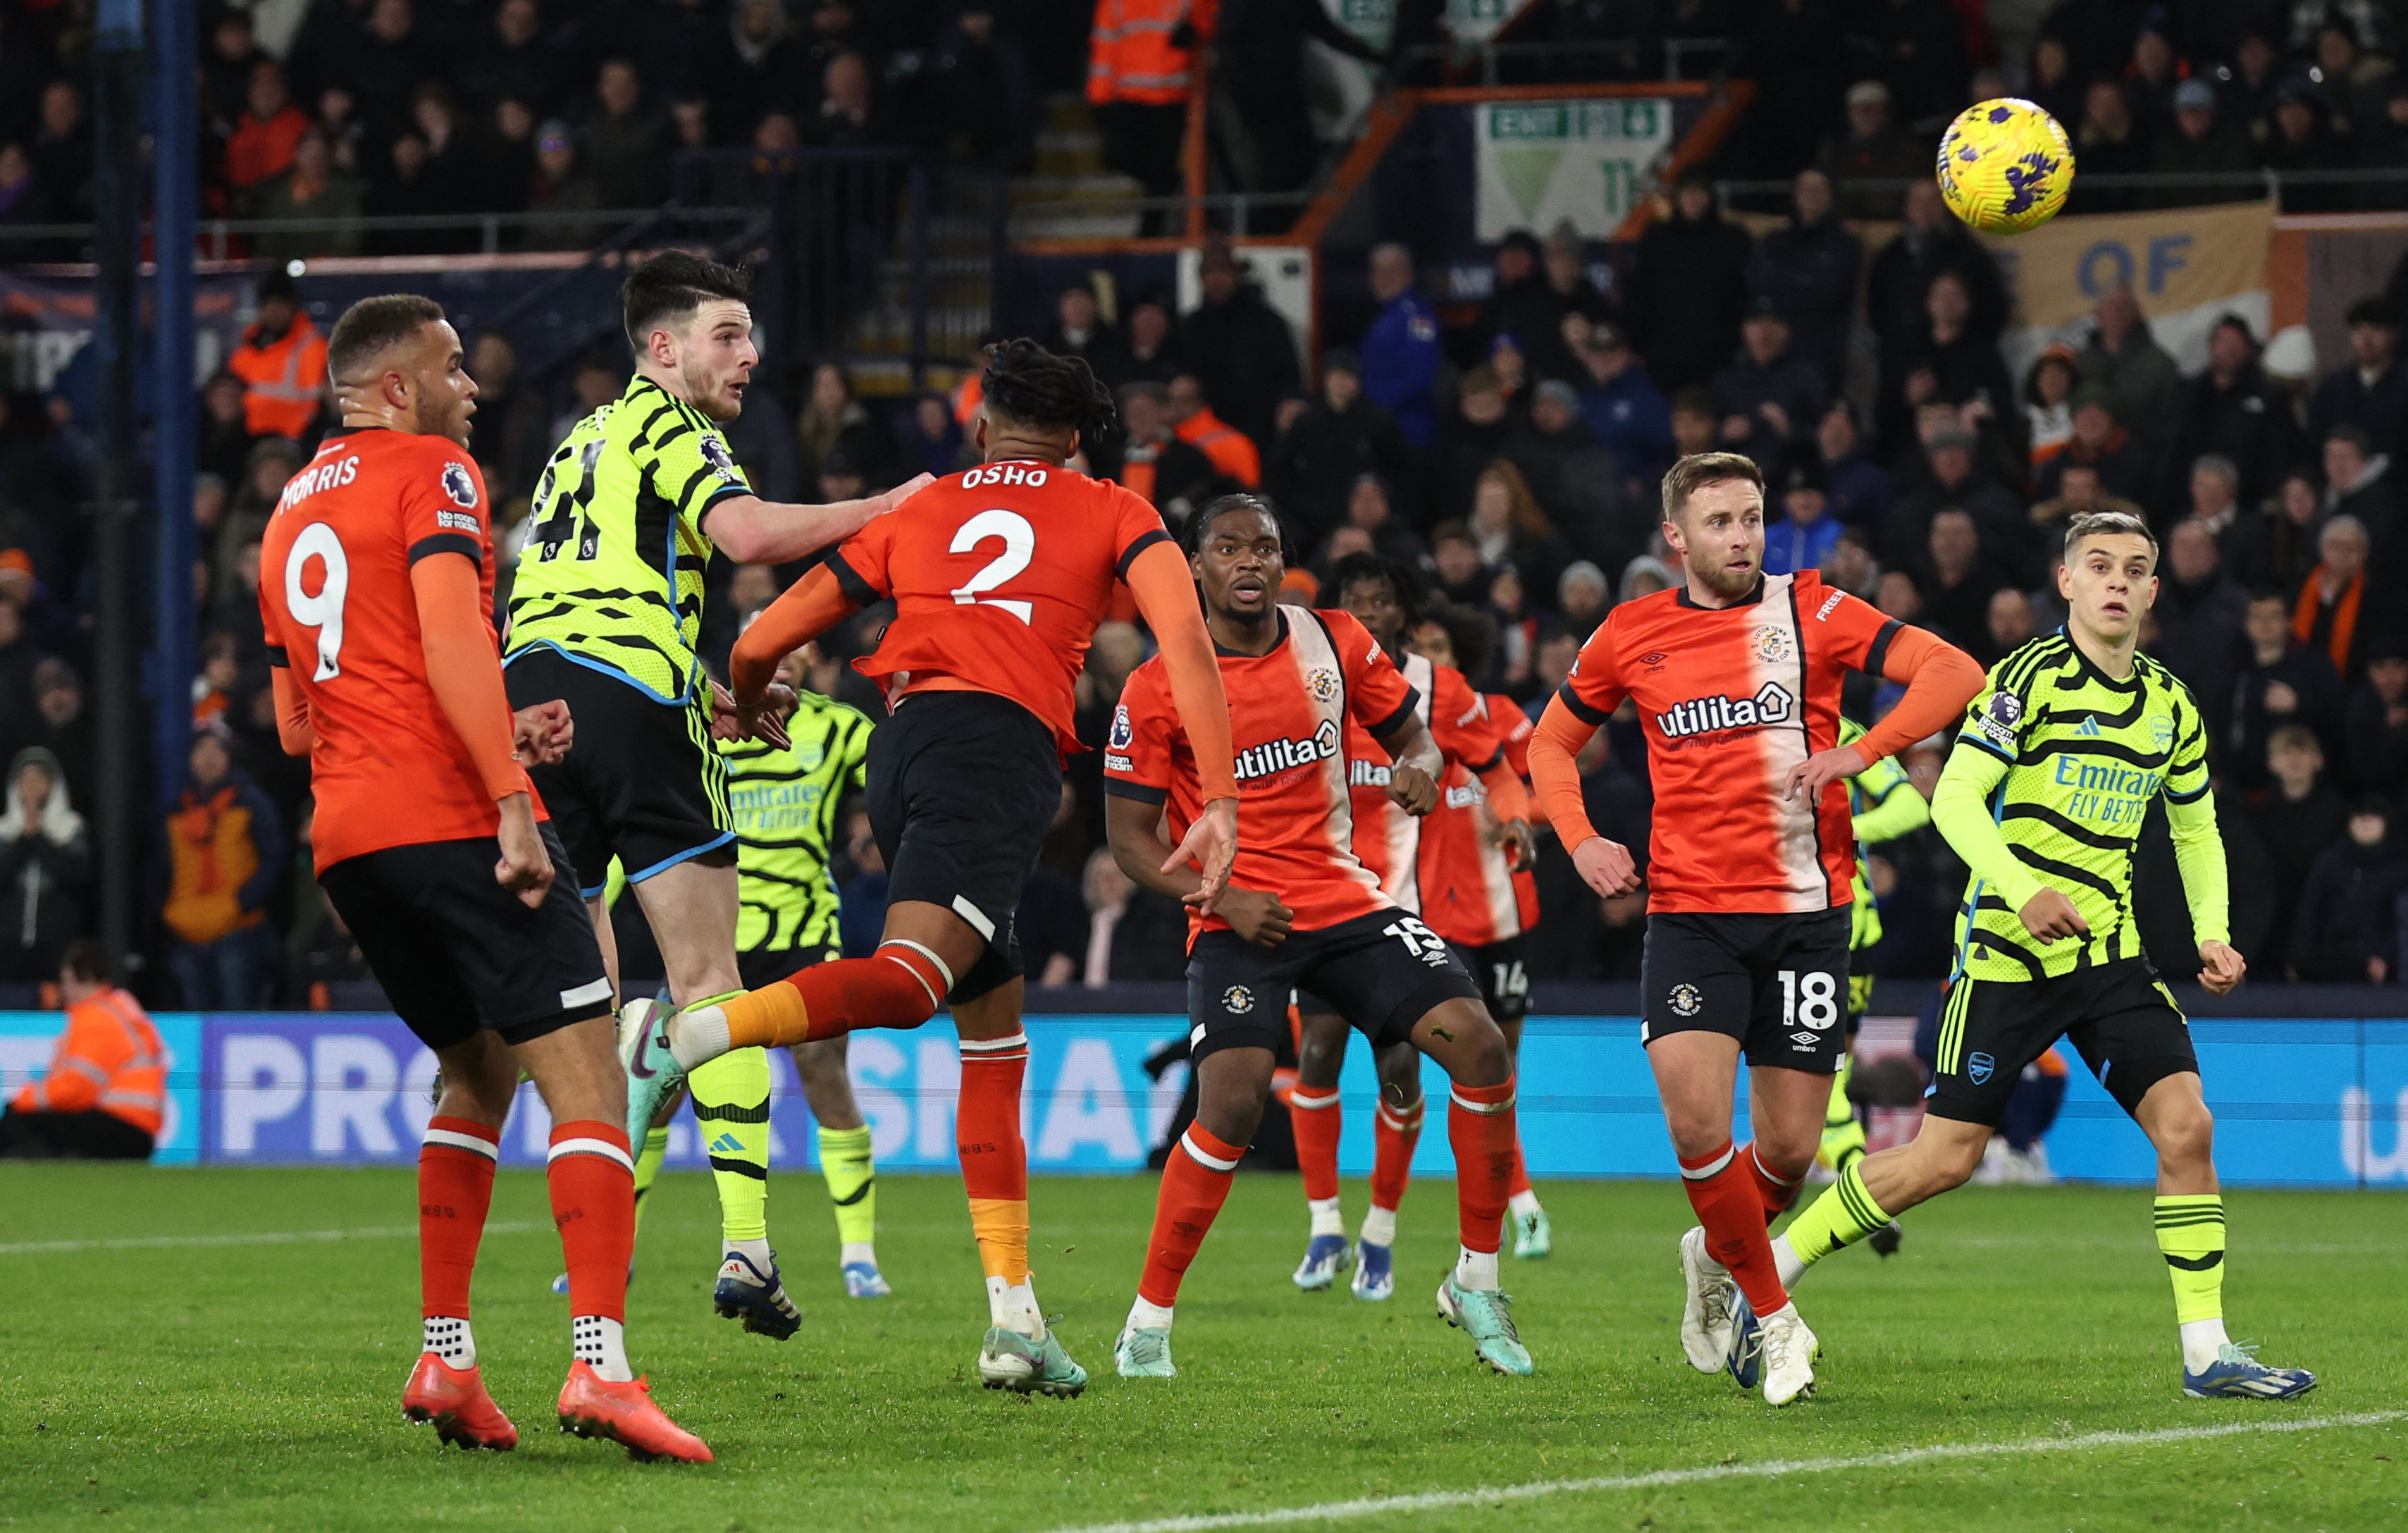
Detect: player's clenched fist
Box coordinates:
(1217, 887, 1293, 949)
(1387, 763, 1439, 816)
(491, 794, 555, 907)
(2018, 887, 2089, 943)
(2197, 940, 2246, 995)
(511, 701, 574, 766)
(1572, 835, 1640, 898)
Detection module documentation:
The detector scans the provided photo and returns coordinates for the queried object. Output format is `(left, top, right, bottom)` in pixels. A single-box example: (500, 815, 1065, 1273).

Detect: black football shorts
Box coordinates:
(1930, 959, 2197, 1126)
(1187, 909, 1481, 1066)
(1640, 909, 1851, 1073)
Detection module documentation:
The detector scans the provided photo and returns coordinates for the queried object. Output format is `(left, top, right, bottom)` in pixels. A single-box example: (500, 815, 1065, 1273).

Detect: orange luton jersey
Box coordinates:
(1552, 570, 1894, 914)
(1416, 693, 1540, 947)
(1342, 649, 1502, 909)
(1106, 605, 1413, 939)
(259, 429, 533, 872)
(825, 460, 1173, 753)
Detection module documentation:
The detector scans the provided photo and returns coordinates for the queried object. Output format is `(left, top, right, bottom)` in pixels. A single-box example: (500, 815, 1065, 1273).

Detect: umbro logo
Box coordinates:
(2076, 715, 2101, 737)
(1640, 651, 1669, 667)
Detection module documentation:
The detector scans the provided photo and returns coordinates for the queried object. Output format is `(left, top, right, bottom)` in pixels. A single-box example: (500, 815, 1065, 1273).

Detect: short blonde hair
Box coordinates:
(2063, 509, 2156, 560)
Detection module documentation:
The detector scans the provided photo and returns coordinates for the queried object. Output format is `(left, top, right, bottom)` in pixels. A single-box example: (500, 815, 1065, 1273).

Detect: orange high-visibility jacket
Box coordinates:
(9, 987, 166, 1135)
(228, 313, 328, 439)
(1087, 0, 1218, 106)
(1175, 404, 1260, 487)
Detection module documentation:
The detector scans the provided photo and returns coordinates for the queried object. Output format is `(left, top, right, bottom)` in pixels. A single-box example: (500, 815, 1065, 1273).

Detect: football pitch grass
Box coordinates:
(2, 1166, 2402, 1532)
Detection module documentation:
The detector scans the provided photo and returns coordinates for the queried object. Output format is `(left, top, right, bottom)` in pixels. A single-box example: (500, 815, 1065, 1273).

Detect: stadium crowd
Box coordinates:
(11, 1, 2408, 1006)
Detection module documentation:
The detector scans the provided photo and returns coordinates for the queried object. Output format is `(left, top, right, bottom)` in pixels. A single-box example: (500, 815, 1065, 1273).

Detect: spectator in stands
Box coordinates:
(581, 59, 667, 209)
(2220, 27, 2300, 146)
(2075, 282, 2182, 455)
(203, 8, 266, 126)
(1887, 421, 2026, 574)
(2185, 454, 2254, 568)
(1712, 297, 1824, 484)
(1746, 168, 1859, 392)
(364, 130, 450, 255)
(2252, 723, 2350, 968)
(2047, 387, 2157, 508)
(18, 660, 93, 813)
(1557, 562, 1610, 638)
(254, 130, 366, 261)
(1266, 349, 1416, 546)
(2346, 644, 2408, 792)
(1846, 0, 1970, 130)
(227, 271, 327, 443)
(1339, 475, 1426, 569)
(1436, 364, 1516, 524)
(347, 0, 447, 135)
(1734, 0, 1848, 180)
(2297, 512, 2378, 682)
(699, 0, 807, 142)
(222, 61, 313, 206)
(899, 394, 964, 482)
(464, 331, 549, 505)
(2312, 297, 2408, 450)
(1037, 283, 1127, 378)
(1181, 244, 1301, 450)
(1080, 845, 1187, 983)
(2323, 424, 2401, 562)
(524, 118, 603, 248)
(1572, 321, 1672, 487)
(1866, 178, 2008, 364)
(1508, 379, 1633, 570)
(2262, 81, 2350, 208)
(0, 747, 88, 985)
(0, 142, 52, 241)
(0, 942, 161, 1161)
(2070, 77, 2149, 213)
(2157, 76, 2263, 203)
(1624, 175, 1751, 394)
(1360, 243, 1442, 450)
(457, 0, 567, 118)
(30, 82, 90, 223)
(2155, 518, 2252, 742)
(1814, 80, 1927, 219)
(1988, 586, 2037, 654)
(2237, 587, 2346, 784)
(1097, 382, 1214, 521)
(2345, 79, 2408, 204)
(2312, 18, 2393, 141)
(159, 729, 285, 1010)
(1101, 288, 1185, 390)
(1880, 268, 2013, 462)
(2023, 343, 2081, 481)
(2233, 467, 2326, 596)
(1762, 460, 1843, 578)
(2293, 794, 2408, 981)
(1464, 460, 1573, 615)
(1913, 507, 2007, 660)
(1816, 402, 1895, 537)
(794, 360, 894, 491)
(1168, 374, 1264, 488)
(1476, 231, 1559, 369)
(809, 48, 894, 151)
(2171, 315, 2299, 515)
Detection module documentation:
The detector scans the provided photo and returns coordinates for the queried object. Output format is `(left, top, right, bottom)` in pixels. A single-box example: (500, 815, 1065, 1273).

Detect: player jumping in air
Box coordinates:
(262, 295, 708, 1461)
(1407, 601, 1550, 1258)
(1288, 555, 1529, 1302)
(624, 340, 1240, 1396)
(502, 254, 927, 1320)
(1814, 713, 1930, 1257)
(1104, 495, 1531, 1379)
(1751, 511, 2317, 1401)
(1526, 452, 1984, 1406)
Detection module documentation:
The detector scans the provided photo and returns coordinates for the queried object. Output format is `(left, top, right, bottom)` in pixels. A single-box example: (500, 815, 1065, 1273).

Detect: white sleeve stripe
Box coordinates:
(1179, 1128, 1242, 1173)
(546, 1137, 634, 1170)
(424, 1128, 501, 1160)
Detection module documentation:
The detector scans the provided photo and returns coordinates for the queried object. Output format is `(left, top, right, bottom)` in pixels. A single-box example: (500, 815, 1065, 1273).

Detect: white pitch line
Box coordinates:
(1045, 1410, 2408, 1533)
(0, 1221, 539, 1255)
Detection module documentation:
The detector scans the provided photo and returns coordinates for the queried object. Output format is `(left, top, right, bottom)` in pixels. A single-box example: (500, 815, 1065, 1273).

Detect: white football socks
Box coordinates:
(1308, 1197, 1345, 1238)
(2180, 1317, 2233, 1373)
(424, 1315, 474, 1367)
(840, 1241, 877, 1268)
(723, 1238, 772, 1276)
(1453, 1246, 1500, 1291)
(1507, 1189, 1542, 1219)
(574, 1315, 632, 1382)
(1771, 1232, 1808, 1289)
(1126, 1296, 1175, 1333)
(1360, 1205, 1397, 1248)
(668, 1006, 731, 1070)
(987, 1275, 1045, 1338)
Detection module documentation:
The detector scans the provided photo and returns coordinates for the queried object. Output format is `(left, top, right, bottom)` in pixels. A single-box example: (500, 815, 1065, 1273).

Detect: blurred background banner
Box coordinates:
(0, 1010, 201, 1164)
(1474, 97, 1674, 241)
(1984, 199, 2274, 381)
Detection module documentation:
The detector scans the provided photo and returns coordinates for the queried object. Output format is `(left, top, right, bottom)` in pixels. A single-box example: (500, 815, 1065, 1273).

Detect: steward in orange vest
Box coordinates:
(227, 270, 328, 440)
(1, 940, 164, 1159)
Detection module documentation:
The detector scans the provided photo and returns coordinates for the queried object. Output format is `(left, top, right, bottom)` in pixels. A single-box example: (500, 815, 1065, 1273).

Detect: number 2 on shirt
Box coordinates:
(949, 509, 1035, 624)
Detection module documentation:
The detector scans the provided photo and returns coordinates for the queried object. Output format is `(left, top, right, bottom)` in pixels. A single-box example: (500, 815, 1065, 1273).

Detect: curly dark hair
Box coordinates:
(981, 337, 1116, 442)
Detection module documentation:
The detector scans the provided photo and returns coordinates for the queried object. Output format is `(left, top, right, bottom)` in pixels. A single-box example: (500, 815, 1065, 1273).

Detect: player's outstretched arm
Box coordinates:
(703, 474, 936, 566)
(1527, 694, 1639, 898)
(268, 667, 318, 756)
(1785, 626, 1986, 801)
(409, 553, 552, 907)
(728, 563, 862, 706)
(1123, 540, 1239, 909)
(1930, 741, 2085, 942)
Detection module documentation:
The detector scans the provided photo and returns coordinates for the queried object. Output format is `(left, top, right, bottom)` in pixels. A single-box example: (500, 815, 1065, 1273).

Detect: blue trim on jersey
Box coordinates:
(626, 830, 736, 884)
(502, 639, 693, 705)
(1958, 732, 2016, 764)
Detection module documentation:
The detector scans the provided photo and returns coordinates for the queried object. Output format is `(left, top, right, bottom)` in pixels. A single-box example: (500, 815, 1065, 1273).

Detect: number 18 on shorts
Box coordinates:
(1638, 909, 1852, 1071)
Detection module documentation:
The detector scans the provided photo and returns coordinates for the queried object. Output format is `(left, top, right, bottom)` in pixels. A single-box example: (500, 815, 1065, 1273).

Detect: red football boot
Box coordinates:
(402, 1352, 519, 1451)
(556, 1361, 713, 1463)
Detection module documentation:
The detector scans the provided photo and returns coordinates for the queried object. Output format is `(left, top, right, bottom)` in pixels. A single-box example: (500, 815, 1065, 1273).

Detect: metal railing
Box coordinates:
(1402, 35, 1729, 85)
(1008, 187, 1316, 239)
(1713, 166, 2408, 216)
(0, 205, 767, 260)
